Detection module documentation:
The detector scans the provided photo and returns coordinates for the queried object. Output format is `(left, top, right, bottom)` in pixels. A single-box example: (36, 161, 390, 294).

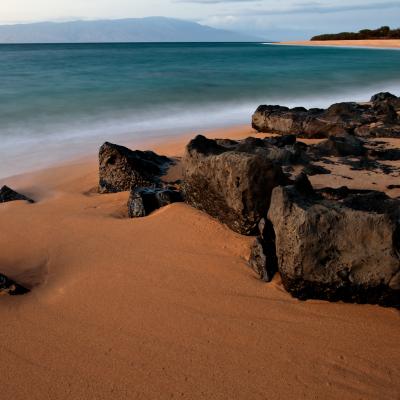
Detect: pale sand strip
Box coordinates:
(278, 39, 400, 49)
(0, 125, 399, 399)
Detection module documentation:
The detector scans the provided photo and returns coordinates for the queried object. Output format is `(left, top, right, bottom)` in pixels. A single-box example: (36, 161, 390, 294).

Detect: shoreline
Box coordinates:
(1, 124, 399, 399)
(277, 39, 400, 49)
(1, 124, 254, 184)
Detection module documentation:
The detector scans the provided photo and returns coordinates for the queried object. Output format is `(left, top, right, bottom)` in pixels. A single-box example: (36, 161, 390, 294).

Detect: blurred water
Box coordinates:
(0, 42, 400, 178)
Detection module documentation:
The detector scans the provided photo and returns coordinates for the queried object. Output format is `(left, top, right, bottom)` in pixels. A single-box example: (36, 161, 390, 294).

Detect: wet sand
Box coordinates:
(0, 125, 399, 399)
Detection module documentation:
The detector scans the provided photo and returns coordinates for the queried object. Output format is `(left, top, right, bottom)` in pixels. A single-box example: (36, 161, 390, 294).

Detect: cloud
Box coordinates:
(181, 0, 400, 15)
(258, 1, 400, 15)
(176, 0, 258, 3)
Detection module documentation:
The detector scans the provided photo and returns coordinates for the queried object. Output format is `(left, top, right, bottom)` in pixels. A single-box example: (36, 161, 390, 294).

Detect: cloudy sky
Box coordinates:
(0, 0, 399, 40)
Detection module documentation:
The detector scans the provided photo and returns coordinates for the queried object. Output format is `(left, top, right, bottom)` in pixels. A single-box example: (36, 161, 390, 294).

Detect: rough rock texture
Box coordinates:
(268, 184, 400, 307)
(310, 135, 367, 157)
(252, 92, 400, 138)
(182, 135, 287, 235)
(99, 142, 172, 193)
(0, 186, 34, 203)
(0, 273, 30, 296)
(248, 218, 278, 281)
(128, 187, 183, 218)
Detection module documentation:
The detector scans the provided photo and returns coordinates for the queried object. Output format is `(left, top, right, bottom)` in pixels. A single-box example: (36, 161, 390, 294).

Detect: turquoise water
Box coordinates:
(1, 42, 400, 178)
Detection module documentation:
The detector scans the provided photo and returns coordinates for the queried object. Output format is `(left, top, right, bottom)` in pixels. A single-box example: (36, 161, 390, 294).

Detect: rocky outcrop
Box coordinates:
(252, 92, 400, 138)
(128, 187, 183, 218)
(182, 135, 287, 235)
(0, 186, 34, 204)
(268, 183, 400, 307)
(98, 142, 172, 193)
(0, 273, 30, 296)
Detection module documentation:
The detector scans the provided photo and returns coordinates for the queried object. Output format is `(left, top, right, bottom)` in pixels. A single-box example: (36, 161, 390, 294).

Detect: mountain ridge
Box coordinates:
(0, 17, 260, 43)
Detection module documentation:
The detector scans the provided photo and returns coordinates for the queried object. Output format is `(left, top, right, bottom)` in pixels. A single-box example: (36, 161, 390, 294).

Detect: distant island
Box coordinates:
(0, 17, 259, 44)
(311, 26, 400, 41)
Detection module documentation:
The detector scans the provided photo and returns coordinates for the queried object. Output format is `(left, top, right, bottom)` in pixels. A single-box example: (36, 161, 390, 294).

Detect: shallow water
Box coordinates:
(1, 42, 400, 178)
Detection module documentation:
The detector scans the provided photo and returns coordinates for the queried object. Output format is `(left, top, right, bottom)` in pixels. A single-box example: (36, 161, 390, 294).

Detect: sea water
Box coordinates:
(1, 42, 400, 178)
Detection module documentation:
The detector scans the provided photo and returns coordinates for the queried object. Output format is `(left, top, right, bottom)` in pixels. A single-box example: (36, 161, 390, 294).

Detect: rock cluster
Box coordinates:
(0, 186, 34, 204)
(252, 92, 400, 138)
(98, 141, 182, 217)
(97, 122, 400, 306)
(180, 133, 399, 307)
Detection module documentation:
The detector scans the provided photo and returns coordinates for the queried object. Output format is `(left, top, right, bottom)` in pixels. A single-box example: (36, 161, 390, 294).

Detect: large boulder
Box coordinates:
(268, 184, 400, 307)
(252, 105, 311, 135)
(128, 187, 182, 218)
(0, 186, 34, 204)
(98, 142, 172, 193)
(0, 273, 30, 296)
(182, 135, 287, 235)
(252, 93, 400, 138)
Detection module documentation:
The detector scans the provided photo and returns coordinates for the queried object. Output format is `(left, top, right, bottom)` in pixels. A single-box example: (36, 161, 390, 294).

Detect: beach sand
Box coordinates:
(0, 125, 399, 399)
(279, 39, 400, 49)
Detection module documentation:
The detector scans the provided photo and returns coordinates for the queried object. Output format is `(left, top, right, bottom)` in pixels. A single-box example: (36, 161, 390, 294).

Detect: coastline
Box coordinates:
(1, 123, 399, 399)
(278, 39, 400, 49)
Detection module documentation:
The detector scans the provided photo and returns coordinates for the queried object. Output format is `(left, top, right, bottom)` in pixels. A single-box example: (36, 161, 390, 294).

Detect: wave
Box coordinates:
(1, 80, 400, 179)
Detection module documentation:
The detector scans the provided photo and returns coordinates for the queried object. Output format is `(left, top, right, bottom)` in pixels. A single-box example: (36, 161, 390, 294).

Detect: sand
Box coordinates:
(278, 39, 400, 49)
(0, 125, 399, 399)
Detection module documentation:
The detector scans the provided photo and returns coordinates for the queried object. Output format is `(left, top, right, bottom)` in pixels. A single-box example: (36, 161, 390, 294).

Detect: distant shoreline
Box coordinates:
(278, 39, 400, 49)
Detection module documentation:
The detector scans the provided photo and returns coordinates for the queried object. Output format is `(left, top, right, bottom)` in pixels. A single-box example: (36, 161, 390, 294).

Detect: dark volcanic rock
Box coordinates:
(252, 92, 400, 138)
(99, 142, 172, 193)
(128, 187, 183, 218)
(371, 92, 400, 111)
(0, 273, 30, 296)
(302, 164, 331, 176)
(387, 184, 400, 190)
(268, 184, 400, 307)
(252, 105, 314, 136)
(0, 186, 34, 204)
(182, 135, 287, 235)
(249, 238, 273, 281)
(248, 218, 278, 281)
(310, 135, 367, 157)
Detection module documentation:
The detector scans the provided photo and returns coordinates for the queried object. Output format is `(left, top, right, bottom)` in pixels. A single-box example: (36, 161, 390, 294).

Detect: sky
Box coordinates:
(0, 0, 399, 40)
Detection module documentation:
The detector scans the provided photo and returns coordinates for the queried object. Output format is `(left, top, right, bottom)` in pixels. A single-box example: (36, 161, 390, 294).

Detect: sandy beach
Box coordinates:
(0, 125, 399, 399)
(279, 39, 400, 49)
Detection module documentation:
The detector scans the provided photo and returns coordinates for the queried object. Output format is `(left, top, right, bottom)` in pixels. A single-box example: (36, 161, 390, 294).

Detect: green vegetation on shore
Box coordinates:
(311, 26, 400, 41)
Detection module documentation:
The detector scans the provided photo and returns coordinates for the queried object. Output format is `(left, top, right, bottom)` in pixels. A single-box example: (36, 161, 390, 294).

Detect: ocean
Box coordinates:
(1, 42, 400, 178)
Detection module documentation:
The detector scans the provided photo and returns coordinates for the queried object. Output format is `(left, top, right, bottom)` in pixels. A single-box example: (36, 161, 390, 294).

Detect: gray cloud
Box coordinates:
(176, 0, 259, 3)
(181, 0, 400, 15)
(261, 1, 400, 15)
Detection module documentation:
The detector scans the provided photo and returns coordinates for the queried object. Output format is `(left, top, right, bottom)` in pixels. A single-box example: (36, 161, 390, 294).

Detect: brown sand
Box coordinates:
(279, 39, 400, 49)
(0, 125, 399, 399)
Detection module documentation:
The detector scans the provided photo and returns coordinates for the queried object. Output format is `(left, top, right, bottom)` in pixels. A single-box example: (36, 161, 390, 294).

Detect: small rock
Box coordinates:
(0, 186, 34, 204)
(128, 187, 182, 218)
(387, 184, 400, 190)
(310, 135, 367, 157)
(0, 273, 30, 296)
